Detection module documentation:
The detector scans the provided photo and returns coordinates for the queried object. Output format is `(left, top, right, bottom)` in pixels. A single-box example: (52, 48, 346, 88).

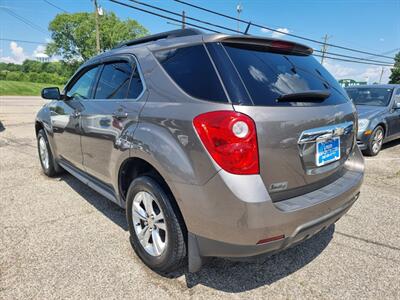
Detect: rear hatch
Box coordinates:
(211, 39, 356, 201)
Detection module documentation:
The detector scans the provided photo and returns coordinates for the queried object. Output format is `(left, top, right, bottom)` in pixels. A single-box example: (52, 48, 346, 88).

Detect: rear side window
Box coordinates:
(222, 43, 348, 106)
(95, 62, 132, 99)
(154, 45, 227, 102)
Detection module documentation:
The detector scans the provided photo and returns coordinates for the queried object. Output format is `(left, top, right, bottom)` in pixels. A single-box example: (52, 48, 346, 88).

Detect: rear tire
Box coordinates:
(126, 176, 187, 273)
(37, 129, 62, 177)
(363, 126, 384, 156)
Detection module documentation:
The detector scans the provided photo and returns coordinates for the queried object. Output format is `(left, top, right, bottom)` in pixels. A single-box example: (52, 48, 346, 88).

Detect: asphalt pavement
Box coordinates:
(1, 96, 399, 299)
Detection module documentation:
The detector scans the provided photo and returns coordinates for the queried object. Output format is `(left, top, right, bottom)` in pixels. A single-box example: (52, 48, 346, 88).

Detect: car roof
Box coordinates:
(83, 28, 313, 66)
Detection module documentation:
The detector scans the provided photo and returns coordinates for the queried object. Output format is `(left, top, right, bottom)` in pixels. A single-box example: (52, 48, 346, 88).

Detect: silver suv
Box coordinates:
(36, 29, 364, 273)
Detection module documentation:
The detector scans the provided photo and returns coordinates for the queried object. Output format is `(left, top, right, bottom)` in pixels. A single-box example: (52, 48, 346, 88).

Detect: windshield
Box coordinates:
(345, 87, 393, 106)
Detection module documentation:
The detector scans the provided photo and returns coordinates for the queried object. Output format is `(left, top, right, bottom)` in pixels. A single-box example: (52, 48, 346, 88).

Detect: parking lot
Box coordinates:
(1, 96, 399, 299)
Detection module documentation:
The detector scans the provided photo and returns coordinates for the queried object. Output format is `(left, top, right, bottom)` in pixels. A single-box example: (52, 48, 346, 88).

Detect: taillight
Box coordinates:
(193, 111, 259, 175)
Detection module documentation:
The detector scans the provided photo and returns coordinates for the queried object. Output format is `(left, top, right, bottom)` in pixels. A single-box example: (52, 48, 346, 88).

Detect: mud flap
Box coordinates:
(188, 233, 203, 273)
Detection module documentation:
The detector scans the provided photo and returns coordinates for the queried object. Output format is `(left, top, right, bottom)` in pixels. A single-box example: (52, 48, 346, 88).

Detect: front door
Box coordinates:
(387, 89, 400, 137)
(80, 58, 146, 184)
(50, 66, 100, 169)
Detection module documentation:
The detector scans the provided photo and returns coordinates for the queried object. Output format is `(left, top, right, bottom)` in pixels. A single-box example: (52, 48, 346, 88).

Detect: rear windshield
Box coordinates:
(154, 45, 227, 103)
(222, 43, 348, 106)
(345, 87, 393, 106)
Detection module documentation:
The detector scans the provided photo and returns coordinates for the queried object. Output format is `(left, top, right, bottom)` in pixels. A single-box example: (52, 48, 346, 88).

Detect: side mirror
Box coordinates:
(41, 87, 61, 100)
(394, 101, 400, 109)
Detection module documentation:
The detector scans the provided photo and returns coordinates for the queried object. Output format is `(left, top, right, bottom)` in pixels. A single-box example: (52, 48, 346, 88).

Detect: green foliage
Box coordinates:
(47, 11, 148, 61)
(0, 80, 63, 96)
(0, 59, 77, 85)
(389, 52, 400, 84)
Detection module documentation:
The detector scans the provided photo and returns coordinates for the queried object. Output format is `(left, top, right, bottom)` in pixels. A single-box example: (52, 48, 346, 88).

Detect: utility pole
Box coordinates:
(93, 0, 100, 54)
(379, 67, 384, 83)
(320, 34, 331, 66)
(182, 11, 186, 29)
(236, 3, 243, 32)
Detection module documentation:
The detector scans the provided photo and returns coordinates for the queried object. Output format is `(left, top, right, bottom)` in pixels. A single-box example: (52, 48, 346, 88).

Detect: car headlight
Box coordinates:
(357, 119, 369, 133)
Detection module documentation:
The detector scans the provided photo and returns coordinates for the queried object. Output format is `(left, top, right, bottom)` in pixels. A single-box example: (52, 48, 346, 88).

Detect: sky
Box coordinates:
(0, 0, 399, 83)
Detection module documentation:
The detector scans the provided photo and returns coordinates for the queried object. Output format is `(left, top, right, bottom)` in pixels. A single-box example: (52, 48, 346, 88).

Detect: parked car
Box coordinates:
(36, 29, 364, 273)
(345, 84, 400, 156)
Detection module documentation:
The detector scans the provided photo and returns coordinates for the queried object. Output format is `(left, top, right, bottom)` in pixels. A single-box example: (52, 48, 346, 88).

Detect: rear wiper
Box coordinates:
(276, 90, 331, 102)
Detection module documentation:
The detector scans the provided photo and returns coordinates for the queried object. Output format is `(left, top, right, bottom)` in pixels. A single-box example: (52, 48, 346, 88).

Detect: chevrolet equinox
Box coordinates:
(35, 29, 364, 273)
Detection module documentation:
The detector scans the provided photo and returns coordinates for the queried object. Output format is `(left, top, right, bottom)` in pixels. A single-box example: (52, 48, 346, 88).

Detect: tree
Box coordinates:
(389, 52, 400, 84)
(46, 12, 148, 61)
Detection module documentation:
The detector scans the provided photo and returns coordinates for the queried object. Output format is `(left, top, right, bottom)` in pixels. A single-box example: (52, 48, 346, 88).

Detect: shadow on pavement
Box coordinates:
(59, 171, 334, 292)
(180, 225, 334, 292)
(60, 173, 128, 231)
(382, 138, 400, 150)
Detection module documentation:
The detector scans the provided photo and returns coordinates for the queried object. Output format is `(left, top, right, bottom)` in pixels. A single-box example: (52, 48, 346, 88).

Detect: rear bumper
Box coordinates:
(169, 146, 364, 259)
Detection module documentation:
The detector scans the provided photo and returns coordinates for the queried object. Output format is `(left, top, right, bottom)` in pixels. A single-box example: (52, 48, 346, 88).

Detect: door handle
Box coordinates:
(112, 111, 128, 120)
(72, 111, 80, 118)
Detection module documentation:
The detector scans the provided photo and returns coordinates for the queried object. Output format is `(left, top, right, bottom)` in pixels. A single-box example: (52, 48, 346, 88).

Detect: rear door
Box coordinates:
(386, 89, 400, 137)
(80, 56, 146, 184)
(216, 42, 356, 200)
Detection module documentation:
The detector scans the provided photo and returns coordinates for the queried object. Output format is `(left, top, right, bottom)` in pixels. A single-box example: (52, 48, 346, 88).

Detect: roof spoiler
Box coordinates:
(220, 36, 313, 55)
(115, 28, 203, 48)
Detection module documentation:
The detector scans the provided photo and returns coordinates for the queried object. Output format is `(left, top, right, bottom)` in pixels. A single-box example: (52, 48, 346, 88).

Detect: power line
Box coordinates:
(313, 54, 393, 67)
(126, 0, 241, 34)
(108, 0, 394, 67)
(313, 50, 392, 65)
(173, 0, 395, 60)
(43, 0, 68, 13)
(0, 7, 48, 34)
(0, 38, 48, 45)
(109, 0, 220, 33)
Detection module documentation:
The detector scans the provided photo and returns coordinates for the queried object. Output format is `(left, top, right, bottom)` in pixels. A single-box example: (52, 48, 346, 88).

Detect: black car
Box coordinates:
(346, 84, 400, 156)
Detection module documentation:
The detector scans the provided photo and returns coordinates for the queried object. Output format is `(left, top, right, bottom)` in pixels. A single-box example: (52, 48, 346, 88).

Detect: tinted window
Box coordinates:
(154, 45, 227, 102)
(128, 65, 143, 99)
(223, 43, 348, 106)
(67, 67, 99, 100)
(95, 62, 132, 99)
(345, 87, 393, 106)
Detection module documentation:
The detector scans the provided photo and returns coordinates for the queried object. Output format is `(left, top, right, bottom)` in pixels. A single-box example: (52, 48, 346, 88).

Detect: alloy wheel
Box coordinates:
(39, 137, 49, 170)
(372, 128, 383, 154)
(132, 191, 167, 256)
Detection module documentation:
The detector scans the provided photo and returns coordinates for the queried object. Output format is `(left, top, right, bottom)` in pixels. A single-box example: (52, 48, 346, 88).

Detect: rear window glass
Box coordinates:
(223, 43, 348, 106)
(154, 45, 227, 102)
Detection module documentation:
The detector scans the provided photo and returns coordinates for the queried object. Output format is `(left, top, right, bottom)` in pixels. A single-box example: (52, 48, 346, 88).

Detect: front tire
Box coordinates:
(364, 126, 384, 156)
(126, 176, 187, 273)
(37, 129, 62, 177)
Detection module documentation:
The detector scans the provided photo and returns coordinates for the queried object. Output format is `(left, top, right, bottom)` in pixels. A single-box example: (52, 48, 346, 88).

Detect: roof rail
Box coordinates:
(115, 28, 203, 48)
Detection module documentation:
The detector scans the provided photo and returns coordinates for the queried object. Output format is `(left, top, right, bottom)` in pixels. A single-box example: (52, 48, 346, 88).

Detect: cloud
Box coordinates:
(379, 38, 385, 42)
(0, 42, 27, 64)
(0, 42, 57, 64)
(272, 28, 290, 38)
(324, 59, 391, 84)
(260, 27, 290, 38)
(324, 60, 357, 78)
(33, 45, 47, 57)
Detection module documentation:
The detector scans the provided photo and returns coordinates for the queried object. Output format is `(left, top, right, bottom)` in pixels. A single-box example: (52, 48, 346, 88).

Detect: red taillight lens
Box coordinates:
(193, 111, 259, 175)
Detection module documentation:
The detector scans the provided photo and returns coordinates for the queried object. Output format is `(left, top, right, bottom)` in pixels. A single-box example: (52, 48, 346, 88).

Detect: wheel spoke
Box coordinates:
(143, 193, 154, 216)
(155, 221, 166, 231)
(152, 229, 164, 256)
(138, 226, 151, 247)
(132, 202, 147, 221)
(153, 212, 163, 222)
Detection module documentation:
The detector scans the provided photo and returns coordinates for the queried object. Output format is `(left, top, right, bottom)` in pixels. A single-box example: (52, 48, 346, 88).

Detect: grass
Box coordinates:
(0, 80, 63, 96)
